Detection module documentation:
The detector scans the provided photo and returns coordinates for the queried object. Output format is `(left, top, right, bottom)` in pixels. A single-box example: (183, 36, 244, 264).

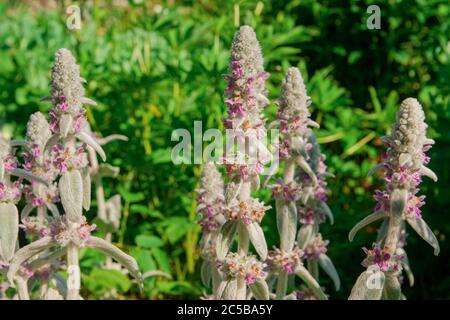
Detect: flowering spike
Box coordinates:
(197, 162, 225, 234)
(51, 49, 85, 113)
(277, 67, 312, 132)
(2, 48, 141, 300)
(213, 26, 271, 300)
(230, 26, 264, 78)
(349, 97, 438, 300)
(26, 112, 51, 164)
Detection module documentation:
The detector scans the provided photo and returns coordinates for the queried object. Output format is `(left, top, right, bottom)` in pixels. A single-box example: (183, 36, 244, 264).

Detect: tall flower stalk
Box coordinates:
(0, 139, 24, 298)
(295, 130, 340, 296)
(197, 162, 226, 297)
(4, 48, 142, 300)
(348, 98, 438, 300)
(215, 25, 271, 300)
(267, 67, 336, 300)
(0, 134, 50, 299)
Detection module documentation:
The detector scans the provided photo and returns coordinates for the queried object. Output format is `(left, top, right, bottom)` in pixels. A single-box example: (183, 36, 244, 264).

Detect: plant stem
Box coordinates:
(237, 221, 249, 256)
(15, 275, 30, 300)
(66, 232, 80, 300)
(283, 159, 295, 183)
(236, 276, 247, 300)
(385, 211, 403, 254)
(307, 259, 319, 281)
(105, 232, 113, 268)
(37, 205, 46, 221)
(276, 271, 288, 300)
(236, 178, 251, 300)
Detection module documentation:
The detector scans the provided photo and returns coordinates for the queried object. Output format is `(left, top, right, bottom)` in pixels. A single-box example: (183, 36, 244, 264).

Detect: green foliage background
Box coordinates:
(0, 0, 448, 299)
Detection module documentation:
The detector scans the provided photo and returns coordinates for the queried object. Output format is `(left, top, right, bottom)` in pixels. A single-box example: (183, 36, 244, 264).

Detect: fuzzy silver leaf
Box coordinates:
(318, 253, 341, 291)
(0, 203, 19, 262)
(77, 131, 106, 162)
(295, 265, 327, 300)
(247, 222, 268, 260)
(348, 211, 385, 242)
(406, 216, 440, 255)
(59, 170, 83, 223)
(215, 220, 237, 260)
(249, 277, 269, 300)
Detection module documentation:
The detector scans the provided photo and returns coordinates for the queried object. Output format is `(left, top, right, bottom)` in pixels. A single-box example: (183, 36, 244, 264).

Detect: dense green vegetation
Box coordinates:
(0, 0, 448, 299)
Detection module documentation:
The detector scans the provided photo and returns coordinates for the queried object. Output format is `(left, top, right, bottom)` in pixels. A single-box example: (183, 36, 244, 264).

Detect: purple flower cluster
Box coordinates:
(32, 260, 64, 282)
(271, 181, 301, 202)
(49, 216, 96, 246)
(361, 244, 404, 272)
(50, 143, 88, 174)
(19, 216, 50, 239)
(197, 203, 221, 233)
(303, 234, 329, 260)
(196, 162, 225, 234)
(223, 199, 270, 225)
(374, 147, 430, 218)
(221, 157, 265, 181)
(49, 96, 87, 135)
(2, 154, 19, 172)
(295, 288, 319, 300)
(0, 180, 22, 204)
(218, 252, 267, 285)
(22, 182, 59, 208)
(224, 60, 269, 120)
(266, 246, 304, 274)
(298, 207, 325, 225)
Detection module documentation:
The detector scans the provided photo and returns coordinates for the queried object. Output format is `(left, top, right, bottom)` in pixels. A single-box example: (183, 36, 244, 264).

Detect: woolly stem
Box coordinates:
(384, 212, 403, 255)
(276, 271, 288, 300)
(237, 220, 249, 300)
(105, 233, 113, 268)
(211, 267, 222, 294)
(237, 179, 251, 257)
(307, 259, 319, 281)
(236, 275, 247, 300)
(283, 159, 295, 184)
(66, 233, 80, 300)
(39, 281, 49, 298)
(15, 275, 30, 300)
(37, 205, 47, 221)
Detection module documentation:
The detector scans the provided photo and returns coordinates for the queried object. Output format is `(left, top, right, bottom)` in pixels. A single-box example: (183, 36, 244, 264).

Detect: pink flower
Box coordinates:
(32, 196, 45, 207)
(299, 208, 316, 225)
(245, 274, 256, 285)
(30, 144, 41, 158)
(374, 190, 390, 213)
(361, 244, 403, 272)
(4, 155, 18, 171)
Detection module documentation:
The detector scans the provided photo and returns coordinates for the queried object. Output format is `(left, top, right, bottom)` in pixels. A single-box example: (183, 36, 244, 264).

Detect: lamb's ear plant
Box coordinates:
(0, 138, 24, 299)
(348, 98, 438, 300)
(214, 25, 271, 300)
(5, 48, 142, 300)
(266, 67, 338, 300)
(197, 162, 225, 298)
(0, 135, 52, 300)
(295, 130, 340, 294)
